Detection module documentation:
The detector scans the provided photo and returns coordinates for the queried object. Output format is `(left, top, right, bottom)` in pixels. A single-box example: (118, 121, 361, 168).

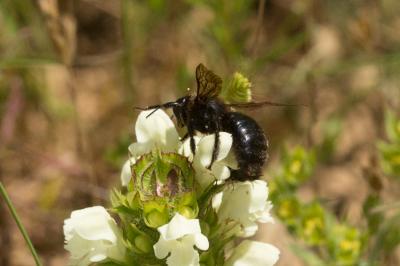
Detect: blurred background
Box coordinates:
(1, 0, 400, 265)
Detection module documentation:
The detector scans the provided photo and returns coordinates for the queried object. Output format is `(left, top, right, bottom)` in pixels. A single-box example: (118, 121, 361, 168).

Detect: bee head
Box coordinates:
(136, 96, 191, 128)
(172, 96, 190, 127)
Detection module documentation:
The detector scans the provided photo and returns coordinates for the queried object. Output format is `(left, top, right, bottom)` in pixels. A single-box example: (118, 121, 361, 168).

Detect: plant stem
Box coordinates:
(0, 181, 43, 266)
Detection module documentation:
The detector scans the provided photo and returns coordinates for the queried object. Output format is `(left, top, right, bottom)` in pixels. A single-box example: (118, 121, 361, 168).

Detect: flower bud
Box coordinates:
(126, 223, 155, 254)
(222, 72, 252, 103)
(131, 151, 195, 197)
(142, 200, 169, 228)
(134, 235, 153, 253)
(130, 151, 199, 226)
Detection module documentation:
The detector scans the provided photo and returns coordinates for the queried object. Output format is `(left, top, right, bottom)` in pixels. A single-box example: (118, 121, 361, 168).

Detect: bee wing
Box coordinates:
(227, 101, 304, 109)
(196, 63, 222, 99)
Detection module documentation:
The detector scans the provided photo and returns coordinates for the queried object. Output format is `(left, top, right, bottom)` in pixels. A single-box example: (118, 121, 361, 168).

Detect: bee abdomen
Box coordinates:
(223, 112, 268, 181)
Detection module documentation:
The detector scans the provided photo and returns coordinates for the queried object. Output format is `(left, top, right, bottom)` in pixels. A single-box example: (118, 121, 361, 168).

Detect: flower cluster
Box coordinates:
(63, 109, 279, 266)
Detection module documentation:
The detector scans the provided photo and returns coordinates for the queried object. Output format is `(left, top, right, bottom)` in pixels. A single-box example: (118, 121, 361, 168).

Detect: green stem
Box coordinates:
(0, 182, 43, 266)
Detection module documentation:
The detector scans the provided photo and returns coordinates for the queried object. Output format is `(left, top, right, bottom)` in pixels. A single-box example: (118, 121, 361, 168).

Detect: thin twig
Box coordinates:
(250, 0, 266, 56)
(0, 168, 11, 266)
(0, 182, 43, 266)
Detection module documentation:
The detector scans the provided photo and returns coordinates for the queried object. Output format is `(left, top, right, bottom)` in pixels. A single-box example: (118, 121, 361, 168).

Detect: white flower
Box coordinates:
(121, 109, 180, 186)
(64, 206, 125, 265)
(122, 109, 235, 187)
(120, 157, 136, 186)
(215, 180, 273, 237)
(153, 213, 209, 266)
(180, 133, 233, 188)
(225, 240, 280, 266)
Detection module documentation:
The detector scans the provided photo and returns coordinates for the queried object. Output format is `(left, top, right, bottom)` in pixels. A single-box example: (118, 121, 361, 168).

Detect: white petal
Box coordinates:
(153, 238, 174, 259)
(64, 234, 91, 259)
(211, 163, 231, 181)
(158, 213, 201, 240)
(217, 180, 273, 237)
(121, 159, 134, 186)
(226, 240, 280, 266)
(217, 132, 234, 160)
(63, 206, 125, 265)
(166, 244, 199, 266)
(240, 222, 258, 238)
(69, 207, 117, 242)
(196, 133, 232, 167)
(135, 110, 179, 150)
(212, 192, 224, 211)
(217, 183, 253, 223)
(89, 253, 107, 262)
(128, 142, 152, 158)
(153, 214, 208, 266)
(194, 233, 209, 251)
(192, 168, 216, 190)
(224, 150, 239, 169)
(178, 136, 201, 160)
(256, 202, 274, 223)
(247, 180, 269, 213)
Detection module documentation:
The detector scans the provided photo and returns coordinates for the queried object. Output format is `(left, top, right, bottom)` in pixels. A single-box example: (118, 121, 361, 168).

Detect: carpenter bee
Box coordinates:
(137, 64, 293, 181)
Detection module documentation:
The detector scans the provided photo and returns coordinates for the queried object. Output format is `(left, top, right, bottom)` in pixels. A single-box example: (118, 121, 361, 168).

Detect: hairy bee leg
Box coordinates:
(187, 122, 196, 155)
(180, 132, 189, 141)
(207, 130, 220, 170)
(190, 135, 196, 155)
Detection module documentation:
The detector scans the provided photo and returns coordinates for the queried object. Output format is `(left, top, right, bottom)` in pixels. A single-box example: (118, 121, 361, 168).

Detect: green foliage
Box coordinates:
(270, 146, 315, 196)
(369, 214, 400, 264)
(362, 195, 384, 235)
(378, 110, 400, 178)
(104, 134, 133, 168)
(110, 151, 230, 265)
(327, 224, 362, 266)
(0, 0, 55, 66)
(366, 110, 400, 264)
(315, 116, 343, 163)
(270, 146, 364, 265)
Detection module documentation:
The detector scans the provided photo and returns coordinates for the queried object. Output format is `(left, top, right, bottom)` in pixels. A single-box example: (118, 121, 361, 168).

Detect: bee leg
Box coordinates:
(190, 135, 196, 155)
(207, 130, 220, 170)
(180, 132, 189, 141)
(187, 125, 196, 155)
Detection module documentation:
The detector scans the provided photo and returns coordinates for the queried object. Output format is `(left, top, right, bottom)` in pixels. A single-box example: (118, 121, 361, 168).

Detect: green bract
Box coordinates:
(221, 72, 252, 103)
(378, 110, 400, 178)
(128, 151, 199, 226)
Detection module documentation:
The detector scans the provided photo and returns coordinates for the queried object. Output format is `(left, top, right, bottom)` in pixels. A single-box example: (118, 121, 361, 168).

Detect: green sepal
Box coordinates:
(130, 151, 196, 200)
(142, 199, 169, 228)
(126, 223, 154, 254)
(110, 189, 141, 217)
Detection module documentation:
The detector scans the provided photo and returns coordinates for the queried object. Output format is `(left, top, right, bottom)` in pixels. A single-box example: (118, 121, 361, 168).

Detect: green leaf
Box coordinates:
(363, 195, 384, 234)
(378, 142, 400, 178)
(290, 244, 325, 266)
(281, 146, 316, 187)
(370, 213, 400, 262)
(384, 110, 400, 144)
(316, 116, 342, 162)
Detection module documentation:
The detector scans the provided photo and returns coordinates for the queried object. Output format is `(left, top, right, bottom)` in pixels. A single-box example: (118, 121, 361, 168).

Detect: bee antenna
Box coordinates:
(134, 106, 149, 110)
(146, 107, 161, 118)
(134, 102, 178, 118)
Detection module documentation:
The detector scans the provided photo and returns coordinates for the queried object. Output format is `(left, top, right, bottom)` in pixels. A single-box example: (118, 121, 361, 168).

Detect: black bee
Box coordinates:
(138, 64, 292, 181)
